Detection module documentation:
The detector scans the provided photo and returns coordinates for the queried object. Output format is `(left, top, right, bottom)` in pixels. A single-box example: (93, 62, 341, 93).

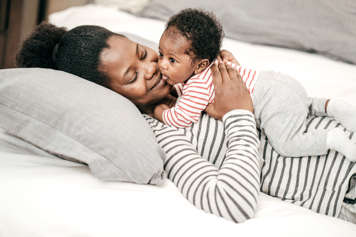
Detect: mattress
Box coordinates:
(1, 4, 356, 237)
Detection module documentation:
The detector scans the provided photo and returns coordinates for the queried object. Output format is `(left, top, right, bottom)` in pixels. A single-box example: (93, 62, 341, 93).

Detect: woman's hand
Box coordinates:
(206, 62, 253, 120)
(218, 49, 240, 66)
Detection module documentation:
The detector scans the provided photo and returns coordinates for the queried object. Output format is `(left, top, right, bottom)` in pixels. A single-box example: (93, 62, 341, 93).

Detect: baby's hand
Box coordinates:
(218, 49, 240, 66)
(153, 104, 170, 122)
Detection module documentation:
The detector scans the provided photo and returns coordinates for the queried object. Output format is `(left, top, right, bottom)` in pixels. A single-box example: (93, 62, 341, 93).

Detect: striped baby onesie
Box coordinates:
(162, 64, 258, 128)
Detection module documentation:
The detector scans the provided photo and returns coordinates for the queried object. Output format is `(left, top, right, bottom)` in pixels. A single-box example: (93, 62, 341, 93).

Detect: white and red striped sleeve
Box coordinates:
(173, 83, 184, 97)
(225, 62, 258, 94)
(162, 68, 214, 128)
(237, 66, 258, 94)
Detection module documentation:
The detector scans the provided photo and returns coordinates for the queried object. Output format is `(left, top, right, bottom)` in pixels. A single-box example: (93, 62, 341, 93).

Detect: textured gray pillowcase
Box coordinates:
(138, 0, 356, 64)
(0, 68, 165, 185)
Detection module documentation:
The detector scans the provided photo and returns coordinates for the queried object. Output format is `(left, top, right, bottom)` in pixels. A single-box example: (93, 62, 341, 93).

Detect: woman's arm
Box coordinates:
(150, 110, 260, 223)
(146, 62, 260, 223)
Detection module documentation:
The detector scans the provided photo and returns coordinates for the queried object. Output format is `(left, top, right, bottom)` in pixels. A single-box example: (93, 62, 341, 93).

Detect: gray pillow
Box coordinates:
(0, 68, 165, 184)
(138, 0, 356, 64)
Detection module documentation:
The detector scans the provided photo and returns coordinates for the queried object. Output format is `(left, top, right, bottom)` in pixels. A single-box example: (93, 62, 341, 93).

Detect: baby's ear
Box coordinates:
(194, 59, 210, 74)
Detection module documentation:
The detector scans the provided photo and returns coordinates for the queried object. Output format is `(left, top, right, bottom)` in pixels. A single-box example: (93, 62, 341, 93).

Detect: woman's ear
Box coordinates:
(194, 59, 210, 74)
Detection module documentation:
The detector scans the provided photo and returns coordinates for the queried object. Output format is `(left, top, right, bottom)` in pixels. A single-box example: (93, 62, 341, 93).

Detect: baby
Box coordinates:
(154, 8, 356, 161)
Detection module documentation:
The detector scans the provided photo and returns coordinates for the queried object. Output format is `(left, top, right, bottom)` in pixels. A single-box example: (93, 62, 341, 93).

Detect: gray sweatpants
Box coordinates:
(252, 71, 330, 157)
(339, 175, 356, 224)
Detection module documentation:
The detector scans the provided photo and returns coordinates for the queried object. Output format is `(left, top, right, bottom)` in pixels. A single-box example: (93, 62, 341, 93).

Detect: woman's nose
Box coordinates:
(143, 61, 157, 80)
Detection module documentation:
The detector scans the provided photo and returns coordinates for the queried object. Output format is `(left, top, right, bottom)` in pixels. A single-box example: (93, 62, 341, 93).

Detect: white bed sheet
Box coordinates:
(1, 150, 355, 237)
(1, 4, 355, 237)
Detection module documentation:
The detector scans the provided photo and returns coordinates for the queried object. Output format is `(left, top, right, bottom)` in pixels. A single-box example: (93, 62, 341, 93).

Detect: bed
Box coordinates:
(1, 3, 356, 236)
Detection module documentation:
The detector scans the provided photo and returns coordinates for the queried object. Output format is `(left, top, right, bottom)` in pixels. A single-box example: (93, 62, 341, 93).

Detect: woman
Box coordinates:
(16, 23, 355, 223)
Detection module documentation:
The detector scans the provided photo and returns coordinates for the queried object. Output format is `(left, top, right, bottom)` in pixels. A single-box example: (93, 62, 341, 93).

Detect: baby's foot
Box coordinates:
(328, 98, 356, 132)
(327, 127, 356, 162)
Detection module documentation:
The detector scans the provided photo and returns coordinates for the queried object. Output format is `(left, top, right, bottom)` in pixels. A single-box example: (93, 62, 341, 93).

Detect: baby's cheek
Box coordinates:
(171, 70, 188, 84)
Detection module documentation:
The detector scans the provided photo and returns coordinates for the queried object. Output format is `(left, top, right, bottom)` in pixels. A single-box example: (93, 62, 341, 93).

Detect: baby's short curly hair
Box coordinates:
(167, 8, 223, 63)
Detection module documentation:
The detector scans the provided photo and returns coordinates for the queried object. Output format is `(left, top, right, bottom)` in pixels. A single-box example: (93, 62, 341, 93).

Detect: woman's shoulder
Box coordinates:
(143, 113, 222, 135)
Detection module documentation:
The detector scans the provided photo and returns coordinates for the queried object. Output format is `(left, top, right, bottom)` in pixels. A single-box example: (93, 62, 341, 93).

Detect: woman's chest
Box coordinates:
(190, 114, 227, 168)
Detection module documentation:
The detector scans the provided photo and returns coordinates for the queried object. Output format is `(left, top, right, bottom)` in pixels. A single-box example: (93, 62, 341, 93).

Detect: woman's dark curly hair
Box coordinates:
(167, 8, 223, 63)
(16, 22, 122, 87)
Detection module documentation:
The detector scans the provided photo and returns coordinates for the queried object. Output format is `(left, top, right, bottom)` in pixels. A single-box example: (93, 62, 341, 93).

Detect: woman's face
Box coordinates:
(99, 35, 171, 107)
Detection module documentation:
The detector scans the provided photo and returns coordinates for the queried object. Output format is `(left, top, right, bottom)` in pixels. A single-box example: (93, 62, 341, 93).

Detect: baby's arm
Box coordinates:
(152, 94, 177, 123)
(153, 104, 169, 123)
(152, 91, 206, 127)
(161, 79, 213, 128)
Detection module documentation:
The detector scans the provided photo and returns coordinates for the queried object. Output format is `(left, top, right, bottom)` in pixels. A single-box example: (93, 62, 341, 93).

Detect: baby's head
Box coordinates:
(158, 9, 223, 85)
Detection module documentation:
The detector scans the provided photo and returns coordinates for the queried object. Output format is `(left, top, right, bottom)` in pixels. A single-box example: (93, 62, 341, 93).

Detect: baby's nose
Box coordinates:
(158, 59, 167, 71)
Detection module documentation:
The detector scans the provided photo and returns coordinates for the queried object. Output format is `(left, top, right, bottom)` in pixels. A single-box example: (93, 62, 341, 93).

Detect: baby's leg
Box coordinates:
(253, 72, 356, 160)
(309, 96, 356, 131)
(327, 127, 356, 161)
(308, 97, 356, 160)
(327, 98, 356, 132)
(309, 97, 329, 116)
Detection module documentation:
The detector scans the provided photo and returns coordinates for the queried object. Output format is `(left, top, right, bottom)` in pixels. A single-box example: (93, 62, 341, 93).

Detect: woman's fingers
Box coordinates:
(225, 63, 248, 93)
(218, 61, 230, 82)
(219, 49, 240, 66)
(211, 63, 222, 88)
(226, 63, 237, 80)
(207, 62, 254, 120)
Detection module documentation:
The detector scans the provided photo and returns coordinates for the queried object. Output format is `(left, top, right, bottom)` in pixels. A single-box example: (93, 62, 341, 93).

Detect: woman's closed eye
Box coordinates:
(136, 44, 147, 61)
(129, 72, 138, 83)
(140, 48, 147, 60)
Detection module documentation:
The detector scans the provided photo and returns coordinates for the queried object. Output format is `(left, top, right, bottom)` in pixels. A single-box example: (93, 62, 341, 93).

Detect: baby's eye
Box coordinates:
(169, 58, 176, 63)
(159, 52, 163, 57)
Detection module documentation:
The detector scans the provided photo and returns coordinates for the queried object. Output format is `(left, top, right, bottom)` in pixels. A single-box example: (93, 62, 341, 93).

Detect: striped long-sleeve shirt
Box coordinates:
(146, 111, 356, 222)
(146, 109, 261, 223)
(162, 64, 259, 128)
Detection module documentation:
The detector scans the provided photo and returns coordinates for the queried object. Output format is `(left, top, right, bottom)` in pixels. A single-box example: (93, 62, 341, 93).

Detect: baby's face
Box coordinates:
(158, 26, 198, 85)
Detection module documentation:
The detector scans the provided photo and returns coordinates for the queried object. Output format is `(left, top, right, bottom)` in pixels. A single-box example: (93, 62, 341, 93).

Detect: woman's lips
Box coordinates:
(150, 74, 163, 90)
